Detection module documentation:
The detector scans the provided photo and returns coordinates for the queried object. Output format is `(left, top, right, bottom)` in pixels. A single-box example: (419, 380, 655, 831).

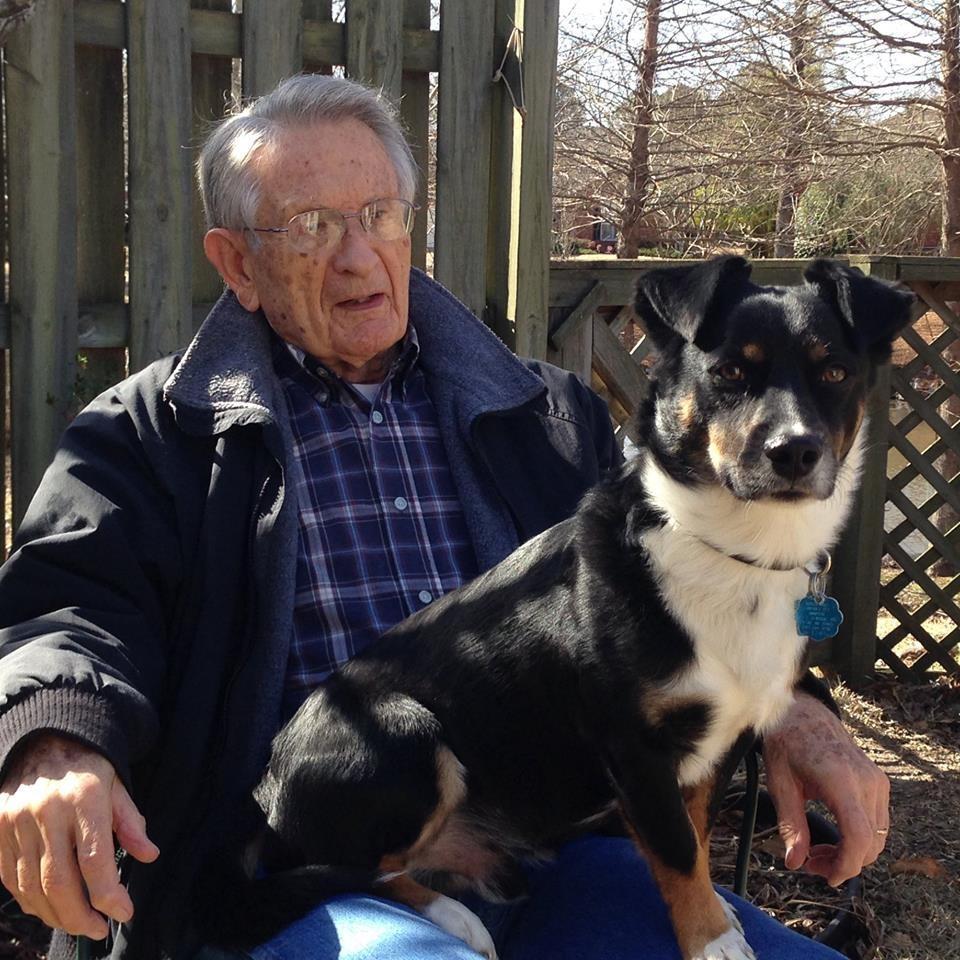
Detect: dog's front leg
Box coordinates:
(607, 743, 755, 960)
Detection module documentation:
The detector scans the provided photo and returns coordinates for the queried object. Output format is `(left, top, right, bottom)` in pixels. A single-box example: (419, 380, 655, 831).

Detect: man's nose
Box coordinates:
(330, 219, 378, 272)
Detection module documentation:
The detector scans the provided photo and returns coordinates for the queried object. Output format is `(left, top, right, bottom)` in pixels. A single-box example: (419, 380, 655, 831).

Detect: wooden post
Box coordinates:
(76, 3, 127, 406)
(401, 0, 431, 271)
(514, 0, 559, 361)
(192, 0, 234, 324)
(830, 255, 900, 686)
(242, 0, 302, 98)
(126, 0, 194, 371)
(303, 1, 335, 74)
(434, 0, 496, 319)
(5, 0, 79, 528)
(486, 0, 523, 348)
(346, 0, 404, 103)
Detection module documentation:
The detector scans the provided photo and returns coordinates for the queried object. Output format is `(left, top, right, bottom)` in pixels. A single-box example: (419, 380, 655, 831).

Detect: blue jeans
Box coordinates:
(199, 836, 844, 959)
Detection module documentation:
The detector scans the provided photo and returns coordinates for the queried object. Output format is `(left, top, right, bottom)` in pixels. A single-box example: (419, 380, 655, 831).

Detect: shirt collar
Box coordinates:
(280, 324, 421, 404)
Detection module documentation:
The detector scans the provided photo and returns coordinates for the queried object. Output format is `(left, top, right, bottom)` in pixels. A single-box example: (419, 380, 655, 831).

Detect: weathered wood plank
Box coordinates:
(74, 1, 440, 71)
(550, 280, 606, 349)
(485, 0, 523, 347)
(192, 0, 233, 317)
(346, 0, 404, 102)
(5, 0, 78, 528)
(242, 0, 302, 97)
(592, 315, 649, 415)
(76, 11, 127, 406)
(303, 1, 334, 73)
(434, 0, 496, 319)
(514, 0, 560, 360)
(126, 0, 194, 370)
(402, 0, 430, 271)
(830, 257, 900, 686)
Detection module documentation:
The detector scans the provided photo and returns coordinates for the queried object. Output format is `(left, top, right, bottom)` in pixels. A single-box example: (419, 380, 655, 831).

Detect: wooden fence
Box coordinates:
(1, 0, 559, 530)
(548, 255, 960, 685)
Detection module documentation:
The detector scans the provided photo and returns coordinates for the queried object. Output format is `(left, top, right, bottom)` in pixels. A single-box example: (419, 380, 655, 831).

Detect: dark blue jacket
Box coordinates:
(0, 270, 620, 958)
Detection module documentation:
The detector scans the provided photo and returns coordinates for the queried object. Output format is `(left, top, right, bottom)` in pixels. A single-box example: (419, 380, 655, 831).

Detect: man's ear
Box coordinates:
(803, 259, 916, 361)
(203, 228, 262, 313)
(632, 255, 752, 349)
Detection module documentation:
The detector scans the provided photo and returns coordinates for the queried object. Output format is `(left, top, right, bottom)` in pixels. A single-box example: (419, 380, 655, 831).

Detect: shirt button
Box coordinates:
(418, 590, 433, 604)
(394, 496, 408, 511)
(371, 410, 384, 424)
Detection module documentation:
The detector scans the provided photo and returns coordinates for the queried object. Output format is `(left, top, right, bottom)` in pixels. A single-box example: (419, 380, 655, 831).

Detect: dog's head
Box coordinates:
(633, 256, 915, 502)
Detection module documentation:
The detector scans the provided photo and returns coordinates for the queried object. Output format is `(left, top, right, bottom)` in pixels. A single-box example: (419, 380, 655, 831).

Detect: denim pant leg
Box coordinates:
(196, 835, 846, 960)
(200, 895, 487, 960)
(492, 835, 846, 960)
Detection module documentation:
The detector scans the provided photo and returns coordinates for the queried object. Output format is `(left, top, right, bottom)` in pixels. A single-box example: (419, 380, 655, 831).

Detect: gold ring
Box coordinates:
(876, 828, 889, 835)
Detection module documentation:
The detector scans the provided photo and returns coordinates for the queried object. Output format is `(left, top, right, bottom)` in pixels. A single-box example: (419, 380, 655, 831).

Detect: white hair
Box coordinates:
(197, 74, 419, 232)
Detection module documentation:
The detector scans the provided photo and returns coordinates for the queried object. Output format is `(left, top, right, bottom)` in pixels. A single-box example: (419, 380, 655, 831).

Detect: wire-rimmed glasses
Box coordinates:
(251, 198, 418, 254)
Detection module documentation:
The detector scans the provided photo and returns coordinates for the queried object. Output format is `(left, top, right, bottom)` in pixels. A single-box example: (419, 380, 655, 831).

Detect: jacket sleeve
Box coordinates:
(0, 380, 188, 786)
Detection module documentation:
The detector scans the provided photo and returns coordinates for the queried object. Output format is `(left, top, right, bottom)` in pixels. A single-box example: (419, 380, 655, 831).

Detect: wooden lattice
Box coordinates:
(879, 281, 960, 679)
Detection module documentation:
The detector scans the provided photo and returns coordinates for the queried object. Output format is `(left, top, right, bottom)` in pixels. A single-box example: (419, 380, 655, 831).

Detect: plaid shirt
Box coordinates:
(274, 329, 478, 718)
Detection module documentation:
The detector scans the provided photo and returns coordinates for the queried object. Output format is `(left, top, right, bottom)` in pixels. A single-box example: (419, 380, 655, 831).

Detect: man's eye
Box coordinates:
(822, 364, 848, 384)
(717, 362, 746, 382)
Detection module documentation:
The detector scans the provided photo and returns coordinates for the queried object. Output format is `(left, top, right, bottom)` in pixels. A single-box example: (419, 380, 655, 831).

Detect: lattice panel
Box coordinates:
(878, 282, 960, 679)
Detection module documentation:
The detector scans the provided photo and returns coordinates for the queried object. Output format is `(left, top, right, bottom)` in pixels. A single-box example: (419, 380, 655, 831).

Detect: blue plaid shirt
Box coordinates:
(274, 329, 478, 717)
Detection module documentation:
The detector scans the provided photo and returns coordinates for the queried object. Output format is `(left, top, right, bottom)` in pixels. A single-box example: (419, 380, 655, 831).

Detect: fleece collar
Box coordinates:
(162, 269, 544, 436)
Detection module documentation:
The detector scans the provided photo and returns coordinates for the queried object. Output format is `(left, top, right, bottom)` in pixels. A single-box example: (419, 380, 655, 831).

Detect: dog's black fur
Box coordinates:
(199, 257, 914, 958)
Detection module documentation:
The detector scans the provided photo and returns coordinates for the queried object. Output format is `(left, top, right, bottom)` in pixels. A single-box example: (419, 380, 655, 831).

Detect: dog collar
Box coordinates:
(690, 532, 829, 576)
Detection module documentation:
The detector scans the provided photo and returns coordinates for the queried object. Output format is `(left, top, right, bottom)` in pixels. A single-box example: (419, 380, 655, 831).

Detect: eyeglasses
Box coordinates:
(251, 198, 418, 254)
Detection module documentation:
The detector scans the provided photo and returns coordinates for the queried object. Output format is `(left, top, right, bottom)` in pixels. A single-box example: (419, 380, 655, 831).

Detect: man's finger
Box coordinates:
(41, 822, 109, 938)
(110, 779, 158, 865)
(75, 808, 133, 925)
(768, 772, 811, 869)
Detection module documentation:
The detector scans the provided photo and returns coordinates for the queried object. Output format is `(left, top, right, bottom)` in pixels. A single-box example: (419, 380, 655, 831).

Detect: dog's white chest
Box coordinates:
(640, 527, 809, 785)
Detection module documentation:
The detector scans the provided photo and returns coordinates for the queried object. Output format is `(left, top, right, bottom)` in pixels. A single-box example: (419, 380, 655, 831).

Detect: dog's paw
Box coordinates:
(695, 925, 757, 960)
(422, 895, 498, 960)
(717, 895, 745, 935)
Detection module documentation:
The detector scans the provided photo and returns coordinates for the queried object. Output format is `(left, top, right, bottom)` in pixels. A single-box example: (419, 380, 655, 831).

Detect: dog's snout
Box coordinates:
(763, 435, 823, 480)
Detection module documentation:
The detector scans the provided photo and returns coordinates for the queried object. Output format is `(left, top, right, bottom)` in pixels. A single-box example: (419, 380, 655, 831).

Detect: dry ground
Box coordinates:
(0, 677, 956, 959)
(712, 676, 960, 959)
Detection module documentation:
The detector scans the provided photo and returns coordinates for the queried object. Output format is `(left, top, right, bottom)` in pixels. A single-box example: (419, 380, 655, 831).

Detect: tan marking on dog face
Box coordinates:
(809, 341, 829, 362)
(707, 422, 740, 471)
(742, 343, 764, 363)
(677, 393, 698, 431)
(835, 397, 865, 460)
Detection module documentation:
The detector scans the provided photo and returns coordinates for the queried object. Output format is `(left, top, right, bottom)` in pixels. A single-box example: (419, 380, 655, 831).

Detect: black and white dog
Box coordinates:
(203, 257, 913, 960)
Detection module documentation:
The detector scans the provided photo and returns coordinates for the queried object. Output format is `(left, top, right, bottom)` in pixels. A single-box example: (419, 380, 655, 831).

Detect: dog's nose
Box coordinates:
(764, 435, 823, 480)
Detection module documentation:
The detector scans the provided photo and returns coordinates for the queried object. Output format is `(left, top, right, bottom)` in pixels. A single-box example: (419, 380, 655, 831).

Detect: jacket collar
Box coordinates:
(162, 268, 545, 436)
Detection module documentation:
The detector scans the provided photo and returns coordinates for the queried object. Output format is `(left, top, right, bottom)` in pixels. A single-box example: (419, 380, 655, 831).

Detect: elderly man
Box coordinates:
(0, 75, 886, 960)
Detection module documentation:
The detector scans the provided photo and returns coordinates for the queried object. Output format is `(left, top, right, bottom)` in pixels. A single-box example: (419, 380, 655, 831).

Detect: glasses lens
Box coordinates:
(363, 199, 415, 241)
(289, 209, 344, 251)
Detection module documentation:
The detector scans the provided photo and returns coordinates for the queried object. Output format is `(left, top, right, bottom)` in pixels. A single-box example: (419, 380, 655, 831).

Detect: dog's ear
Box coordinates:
(803, 259, 916, 360)
(633, 256, 753, 349)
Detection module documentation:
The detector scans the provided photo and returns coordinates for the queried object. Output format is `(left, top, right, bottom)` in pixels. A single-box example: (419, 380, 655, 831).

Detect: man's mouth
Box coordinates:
(337, 293, 386, 310)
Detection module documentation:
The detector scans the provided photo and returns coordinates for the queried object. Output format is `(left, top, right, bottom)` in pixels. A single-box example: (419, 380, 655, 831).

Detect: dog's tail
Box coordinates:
(196, 851, 380, 949)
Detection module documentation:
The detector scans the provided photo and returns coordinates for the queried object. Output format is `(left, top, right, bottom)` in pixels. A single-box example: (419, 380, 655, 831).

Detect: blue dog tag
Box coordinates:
(795, 550, 843, 642)
(795, 594, 844, 641)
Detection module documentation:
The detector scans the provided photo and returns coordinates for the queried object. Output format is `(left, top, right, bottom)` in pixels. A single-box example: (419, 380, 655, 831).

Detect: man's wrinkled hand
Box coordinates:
(763, 691, 890, 887)
(0, 732, 159, 939)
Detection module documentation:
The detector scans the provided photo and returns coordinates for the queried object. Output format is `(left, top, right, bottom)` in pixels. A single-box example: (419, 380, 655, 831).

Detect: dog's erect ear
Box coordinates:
(803, 259, 916, 359)
(633, 255, 753, 348)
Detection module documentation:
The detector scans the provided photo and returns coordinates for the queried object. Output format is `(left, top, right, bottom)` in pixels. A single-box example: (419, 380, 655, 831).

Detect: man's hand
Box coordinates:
(763, 691, 890, 887)
(0, 732, 159, 939)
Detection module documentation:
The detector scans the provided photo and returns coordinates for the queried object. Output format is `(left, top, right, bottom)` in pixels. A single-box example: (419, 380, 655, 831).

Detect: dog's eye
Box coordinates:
(717, 362, 746, 382)
(821, 364, 848, 384)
